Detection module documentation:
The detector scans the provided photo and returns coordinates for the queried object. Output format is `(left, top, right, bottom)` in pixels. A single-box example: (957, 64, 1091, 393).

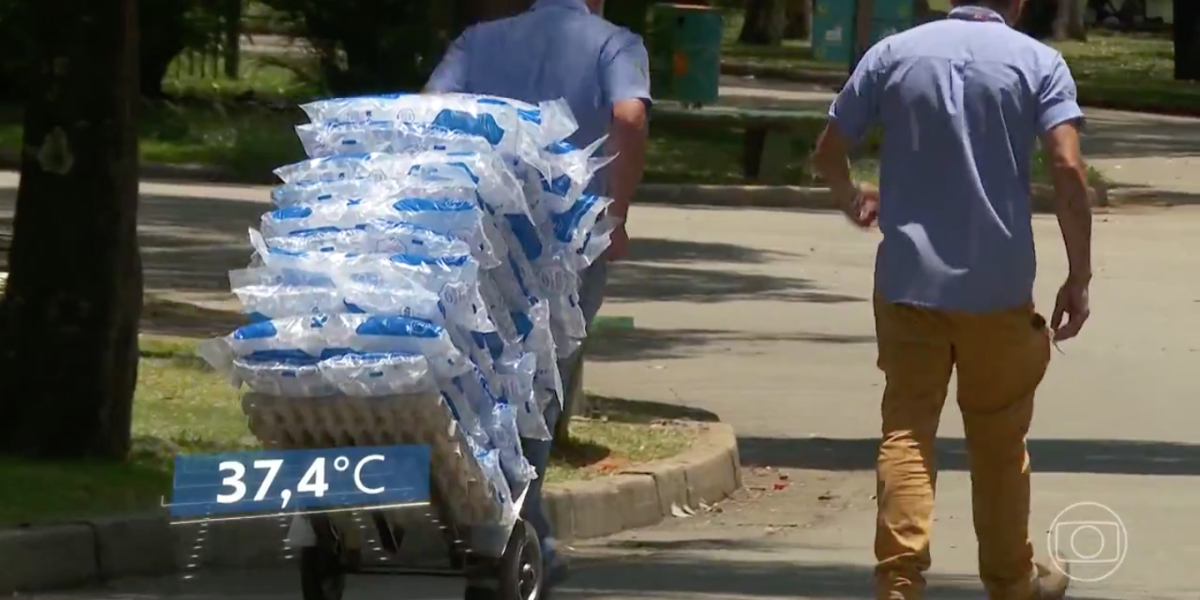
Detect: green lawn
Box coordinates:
(0, 336, 695, 527)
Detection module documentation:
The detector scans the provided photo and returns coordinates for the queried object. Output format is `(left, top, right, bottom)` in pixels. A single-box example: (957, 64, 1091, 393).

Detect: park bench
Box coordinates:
(651, 103, 828, 185)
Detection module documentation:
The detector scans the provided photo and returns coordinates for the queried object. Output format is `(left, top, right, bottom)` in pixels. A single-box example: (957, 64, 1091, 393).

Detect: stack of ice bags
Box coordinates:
(199, 92, 616, 546)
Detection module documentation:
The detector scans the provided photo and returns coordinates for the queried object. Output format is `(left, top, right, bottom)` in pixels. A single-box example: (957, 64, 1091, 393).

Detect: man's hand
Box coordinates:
(837, 182, 880, 229)
(1050, 276, 1090, 341)
(606, 224, 630, 261)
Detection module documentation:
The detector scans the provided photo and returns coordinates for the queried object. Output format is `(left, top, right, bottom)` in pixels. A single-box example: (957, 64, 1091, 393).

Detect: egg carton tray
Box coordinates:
(241, 392, 513, 542)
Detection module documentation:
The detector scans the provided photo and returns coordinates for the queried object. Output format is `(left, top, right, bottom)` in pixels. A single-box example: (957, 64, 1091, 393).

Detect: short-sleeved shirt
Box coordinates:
(829, 6, 1084, 313)
(425, 0, 652, 195)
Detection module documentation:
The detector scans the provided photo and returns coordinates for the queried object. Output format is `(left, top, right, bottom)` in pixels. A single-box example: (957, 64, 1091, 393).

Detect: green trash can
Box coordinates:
(649, 3, 723, 107)
(812, 0, 856, 66)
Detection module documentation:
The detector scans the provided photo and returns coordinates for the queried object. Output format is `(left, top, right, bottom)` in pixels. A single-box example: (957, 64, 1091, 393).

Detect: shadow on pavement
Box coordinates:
(1108, 184, 1200, 206)
(607, 261, 863, 304)
(588, 327, 874, 363)
(559, 552, 1122, 600)
(738, 436, 1200, 477)
(1082, 111, 1200, 161)
(627, 237, 799, 264)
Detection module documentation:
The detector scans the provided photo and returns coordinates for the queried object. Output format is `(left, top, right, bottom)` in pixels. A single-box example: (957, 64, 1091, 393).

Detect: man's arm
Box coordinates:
(600, 31, 652, 222)
(1043, 122, 1092, 284)
(424, 30, 471, 93)
(812, 45, 883, 223)
(1038, 56, 1092, 287)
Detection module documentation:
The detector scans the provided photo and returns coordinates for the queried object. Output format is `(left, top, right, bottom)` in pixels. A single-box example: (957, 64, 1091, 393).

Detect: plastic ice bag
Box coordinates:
(300, 93, 578, 165)
(249, 233, 492, 333)
(202, 349, 434, 398)
(320, 351, 436, 397)
(264, 220, 474, 259)
(273, 152, 413, 185)
(494, 352, 551, 441)
(259, 197, 497, 268)
(295, 120, 499, 160)
(486, 402, 536, 490)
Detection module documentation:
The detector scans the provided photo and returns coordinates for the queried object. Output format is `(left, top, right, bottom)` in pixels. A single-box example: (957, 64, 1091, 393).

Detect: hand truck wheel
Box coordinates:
(463, 519, 543, 600)
(300, 516, 346, 600)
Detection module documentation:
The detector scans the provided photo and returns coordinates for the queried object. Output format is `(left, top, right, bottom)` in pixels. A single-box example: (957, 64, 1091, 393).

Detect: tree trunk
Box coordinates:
(739, 0, 787, 45)
(783, 0, 812, 40)
(1053, 0, 1087, 41)
(1176, 0, 1200, 81)
(222, 0, 242, 79)
(0, 0, 143, 460)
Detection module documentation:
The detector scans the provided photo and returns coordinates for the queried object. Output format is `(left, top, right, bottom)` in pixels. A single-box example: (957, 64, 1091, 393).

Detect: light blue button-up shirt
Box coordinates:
(830, 6, 1084, 313)
(426, 0, 652, 195)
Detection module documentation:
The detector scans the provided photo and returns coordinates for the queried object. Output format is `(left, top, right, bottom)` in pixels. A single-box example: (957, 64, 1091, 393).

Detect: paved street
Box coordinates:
(2, 83, 1199, 600)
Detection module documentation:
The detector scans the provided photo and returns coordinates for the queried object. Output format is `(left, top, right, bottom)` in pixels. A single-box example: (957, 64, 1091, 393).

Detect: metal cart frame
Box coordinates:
(295, 477, 543, 600)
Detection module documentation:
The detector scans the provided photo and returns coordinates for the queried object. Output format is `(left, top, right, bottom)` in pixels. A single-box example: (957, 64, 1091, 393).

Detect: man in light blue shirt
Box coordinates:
(812, 1, 1093, 599)
(426, 0, 650, 589)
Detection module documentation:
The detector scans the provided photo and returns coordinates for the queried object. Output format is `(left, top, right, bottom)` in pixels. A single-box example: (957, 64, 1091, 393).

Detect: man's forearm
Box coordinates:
(812, 123, 857, 201)
(606, 123, 646, 219)
(1054, 167, 1093, 283)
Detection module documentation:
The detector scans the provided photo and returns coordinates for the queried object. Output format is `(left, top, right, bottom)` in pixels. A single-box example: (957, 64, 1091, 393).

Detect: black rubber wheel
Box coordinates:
(497, 520, 542, 600)
(300, 518, 346, 600)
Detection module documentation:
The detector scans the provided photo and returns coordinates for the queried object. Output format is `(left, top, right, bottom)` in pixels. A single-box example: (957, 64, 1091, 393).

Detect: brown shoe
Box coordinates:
(1031, 559, 1070, 600)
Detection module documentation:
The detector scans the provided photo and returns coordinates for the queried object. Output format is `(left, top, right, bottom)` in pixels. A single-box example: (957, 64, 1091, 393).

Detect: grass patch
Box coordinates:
(0, 102, 305, 182)
(1056, 31, 1200, 115)
(719, 10, 844, 74)
(0, 336, 695, 526)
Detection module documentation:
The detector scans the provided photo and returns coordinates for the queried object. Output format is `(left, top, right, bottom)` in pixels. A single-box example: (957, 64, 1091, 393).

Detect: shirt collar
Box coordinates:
(532, 0, 591, 13)
(947, 6, 1007, 23)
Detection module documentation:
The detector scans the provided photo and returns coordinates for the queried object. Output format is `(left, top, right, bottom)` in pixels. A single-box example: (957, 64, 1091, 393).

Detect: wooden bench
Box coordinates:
(651, 103, 828, 185)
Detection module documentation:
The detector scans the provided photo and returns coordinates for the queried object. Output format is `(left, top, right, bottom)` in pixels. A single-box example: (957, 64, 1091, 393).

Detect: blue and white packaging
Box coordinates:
(264, 220, 473, 260)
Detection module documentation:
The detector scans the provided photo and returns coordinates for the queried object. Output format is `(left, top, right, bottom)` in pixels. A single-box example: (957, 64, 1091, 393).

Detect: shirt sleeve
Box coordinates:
(1037, 53, 1085, 133)
(425, 29, 472, 93)
(600, 30, 653, 107)
(828, 44, 884, 144)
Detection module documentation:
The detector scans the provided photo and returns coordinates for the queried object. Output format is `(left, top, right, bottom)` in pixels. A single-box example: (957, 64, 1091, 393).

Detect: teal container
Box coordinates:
(872, 0, 918, 22)
(649, 4, 724, 106)
(812, 0, 856, 65)
(814, 0, 918, 68)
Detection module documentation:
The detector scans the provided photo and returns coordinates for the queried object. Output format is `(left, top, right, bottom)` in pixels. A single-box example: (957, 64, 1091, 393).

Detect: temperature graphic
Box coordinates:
(216, 454, 387, 509)
(169, 445, 430, 519)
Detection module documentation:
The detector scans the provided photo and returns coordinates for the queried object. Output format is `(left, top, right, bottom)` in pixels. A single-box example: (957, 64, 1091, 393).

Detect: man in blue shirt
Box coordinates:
(426, 0, 651, 588)
(812, 1, 1093, 599)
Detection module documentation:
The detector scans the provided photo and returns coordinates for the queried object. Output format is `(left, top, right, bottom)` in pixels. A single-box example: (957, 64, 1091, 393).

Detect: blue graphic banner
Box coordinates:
(170, 445, 430, 519)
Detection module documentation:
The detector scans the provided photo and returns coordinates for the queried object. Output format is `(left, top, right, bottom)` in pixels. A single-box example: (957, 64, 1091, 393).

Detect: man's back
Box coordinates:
(426, 0, 644, 153)
(832, 7, 1081, 312)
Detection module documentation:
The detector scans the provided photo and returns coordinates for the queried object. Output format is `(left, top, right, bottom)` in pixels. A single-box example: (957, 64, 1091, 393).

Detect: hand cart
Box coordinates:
(242, 392, 544, 600)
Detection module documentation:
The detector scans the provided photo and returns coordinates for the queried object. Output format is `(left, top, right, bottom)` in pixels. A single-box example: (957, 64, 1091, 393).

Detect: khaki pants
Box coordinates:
(872, 296, 1051, 600)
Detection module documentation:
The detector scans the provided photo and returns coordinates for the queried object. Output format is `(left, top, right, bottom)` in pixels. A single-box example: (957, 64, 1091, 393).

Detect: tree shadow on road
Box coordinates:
(1083, 111, 1200, 160)
(557, 548, 1122, 600)
(607, 261, 863, 304)
(738, 436, 1200, 477)
(1105, 184, 1200, 207)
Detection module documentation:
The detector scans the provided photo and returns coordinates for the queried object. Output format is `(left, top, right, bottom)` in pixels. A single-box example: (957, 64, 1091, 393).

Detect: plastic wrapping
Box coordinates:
(207, 92, 620, 553)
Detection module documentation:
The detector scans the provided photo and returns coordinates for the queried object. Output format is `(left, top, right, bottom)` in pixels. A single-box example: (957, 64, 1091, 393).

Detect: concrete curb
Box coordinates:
(0, 423, 740, 594)
(720, 61, 846, 89)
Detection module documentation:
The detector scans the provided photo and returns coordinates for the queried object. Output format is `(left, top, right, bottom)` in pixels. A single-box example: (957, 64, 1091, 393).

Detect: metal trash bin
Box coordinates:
(649, 3, 724, 107)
